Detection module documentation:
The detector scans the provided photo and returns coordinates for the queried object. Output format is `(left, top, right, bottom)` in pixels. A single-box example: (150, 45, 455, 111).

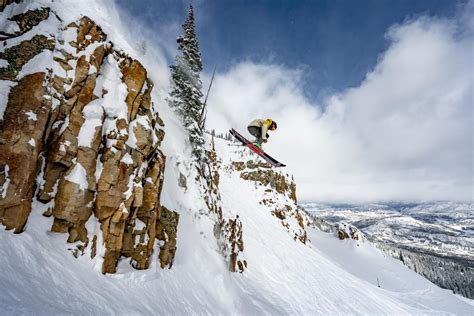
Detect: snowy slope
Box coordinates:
(1, 135, 473, 314)
(304, 202, 474, 299)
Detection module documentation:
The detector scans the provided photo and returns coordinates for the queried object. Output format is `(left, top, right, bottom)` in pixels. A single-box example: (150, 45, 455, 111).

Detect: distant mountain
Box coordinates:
(304, 201, 474, 299)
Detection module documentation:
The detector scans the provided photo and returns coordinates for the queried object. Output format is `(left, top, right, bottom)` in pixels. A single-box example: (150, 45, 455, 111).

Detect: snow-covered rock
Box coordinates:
(0, 0, 168, 274)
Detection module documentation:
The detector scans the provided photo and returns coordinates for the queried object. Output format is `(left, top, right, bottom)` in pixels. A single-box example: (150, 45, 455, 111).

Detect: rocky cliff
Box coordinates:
(0, 0, 312, 275)
(0, 1, 175, 274)
(231, 159, 310, 244)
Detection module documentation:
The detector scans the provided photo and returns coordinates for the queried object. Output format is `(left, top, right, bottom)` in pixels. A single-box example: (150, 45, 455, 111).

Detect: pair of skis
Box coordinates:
(229, 128, 286, 167)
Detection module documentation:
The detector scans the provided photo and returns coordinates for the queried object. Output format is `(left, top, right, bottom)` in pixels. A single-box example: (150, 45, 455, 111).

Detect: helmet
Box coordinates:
(269, 120, 277, 131)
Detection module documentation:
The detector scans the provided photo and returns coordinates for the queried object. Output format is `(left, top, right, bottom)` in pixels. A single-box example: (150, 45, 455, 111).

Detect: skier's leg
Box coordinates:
(247, 126, 263, 144)
(247, 126, 263, 149)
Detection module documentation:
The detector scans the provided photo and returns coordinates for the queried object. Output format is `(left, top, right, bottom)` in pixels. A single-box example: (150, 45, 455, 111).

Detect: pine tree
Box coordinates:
(169, 5, 205, 159)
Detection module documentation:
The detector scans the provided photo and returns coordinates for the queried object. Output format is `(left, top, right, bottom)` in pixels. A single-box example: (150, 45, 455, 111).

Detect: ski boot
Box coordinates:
(253, 142, 263, 150)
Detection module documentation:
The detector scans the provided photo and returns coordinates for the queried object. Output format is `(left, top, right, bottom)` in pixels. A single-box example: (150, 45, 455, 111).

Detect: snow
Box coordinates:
(93, 72, 105, 98)
(100, 55, 129, 120)
(134, 219, 146, 231)
(120, 152, 133, 165)
(305, 202, 474, 260)
(51, 120, 62, 130)
(35, 153, 46, 192)
(308, 229, 470, 311)
(51, 96, 61, 110)
(88, 64, 98, 75)
(25, 110, 37, 121)
(77, 100, 103, 148)
(64, 163, 88, 190)
(98, 54, 130, 149)
(0, 2, 58, 53)
(125, 123, 138, 149)
(1, 138, 472, 314)
(0, 164, 10, 199)
(94, 154, 103, 183)
(0, 2, 23, 36)
(58, 25, 77, 53)
(28, 138, 35, 147)
(58, 116, 69, 136)
(0, 80, 14, 120)
(0, 59, 9, 68)
(16, 50, 66, 80)
(123, 176, 134, 200)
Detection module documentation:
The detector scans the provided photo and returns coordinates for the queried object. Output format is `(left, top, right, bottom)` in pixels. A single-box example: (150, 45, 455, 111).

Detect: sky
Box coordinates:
(113, 0, 473, 203)
(115, 0, 463, 100)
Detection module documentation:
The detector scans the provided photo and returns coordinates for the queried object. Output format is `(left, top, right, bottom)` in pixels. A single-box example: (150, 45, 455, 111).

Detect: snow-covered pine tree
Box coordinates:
(169, 5, 205, 159)
(167, 6, 246, 271)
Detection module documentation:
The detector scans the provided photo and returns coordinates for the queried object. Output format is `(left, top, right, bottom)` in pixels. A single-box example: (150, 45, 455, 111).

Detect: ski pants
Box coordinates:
(248, 126, 263, 144)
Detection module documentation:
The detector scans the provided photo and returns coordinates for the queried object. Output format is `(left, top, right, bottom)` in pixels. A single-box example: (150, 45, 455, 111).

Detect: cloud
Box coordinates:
(206, 6, 473, 203)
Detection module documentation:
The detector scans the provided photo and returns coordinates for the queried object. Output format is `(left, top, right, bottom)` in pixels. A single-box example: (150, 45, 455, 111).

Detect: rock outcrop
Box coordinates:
(202, 138, 247, 272)
(337, 223, 363, 241)
(0, 2, 175, 274)
(0, 7, 50, 41)
(231, 158, 310, 244)
(307, 211, 364, 242)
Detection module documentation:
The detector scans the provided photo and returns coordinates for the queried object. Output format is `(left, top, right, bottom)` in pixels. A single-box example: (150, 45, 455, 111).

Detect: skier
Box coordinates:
(247, 118, 277, 149)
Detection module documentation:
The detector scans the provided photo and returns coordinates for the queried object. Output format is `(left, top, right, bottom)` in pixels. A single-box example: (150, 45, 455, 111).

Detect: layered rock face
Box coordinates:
(0, 2, 176, 273)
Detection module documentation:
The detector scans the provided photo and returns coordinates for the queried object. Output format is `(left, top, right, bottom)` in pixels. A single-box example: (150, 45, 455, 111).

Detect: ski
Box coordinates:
(229, 128, 286, 167)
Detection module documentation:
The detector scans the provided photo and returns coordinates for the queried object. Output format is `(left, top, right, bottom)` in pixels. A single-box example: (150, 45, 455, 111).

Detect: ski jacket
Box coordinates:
(248, 119, 273, 140)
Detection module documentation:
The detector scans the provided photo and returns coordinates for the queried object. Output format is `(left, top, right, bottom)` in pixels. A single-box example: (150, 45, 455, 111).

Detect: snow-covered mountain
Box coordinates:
(304, 202, 473, 259)
(0, 0, 473, 314)
(304, 202, 474, 299)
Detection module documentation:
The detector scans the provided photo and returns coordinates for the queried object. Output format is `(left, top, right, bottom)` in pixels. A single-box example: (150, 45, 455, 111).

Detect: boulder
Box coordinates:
(156, 206, 179, 269)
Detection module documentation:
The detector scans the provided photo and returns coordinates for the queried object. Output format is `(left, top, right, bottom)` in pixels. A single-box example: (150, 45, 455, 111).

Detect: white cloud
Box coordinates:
(205, 9, 473, 203)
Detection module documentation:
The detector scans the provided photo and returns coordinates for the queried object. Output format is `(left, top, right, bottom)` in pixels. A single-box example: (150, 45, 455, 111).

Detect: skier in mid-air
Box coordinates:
(229, 119, 284, 166)
(247, 118, 277, 149)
